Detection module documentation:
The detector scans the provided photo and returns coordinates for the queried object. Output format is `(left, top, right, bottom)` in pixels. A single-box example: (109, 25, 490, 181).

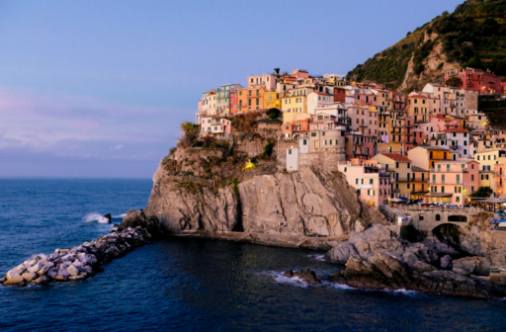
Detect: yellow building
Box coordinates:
(408, 146, 455, 171)
(410, 166, 430, 200)
(372, 153, 412, 198)
(474, 149, 506, 189)
(407, 92, 437, 124)
(263, 91, 281, 110)
(281, 88, 311, 124)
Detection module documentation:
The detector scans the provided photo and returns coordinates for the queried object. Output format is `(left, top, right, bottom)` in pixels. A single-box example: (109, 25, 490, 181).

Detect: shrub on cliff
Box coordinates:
(266, 108, 282, 122)
(180, 122, 200, 147)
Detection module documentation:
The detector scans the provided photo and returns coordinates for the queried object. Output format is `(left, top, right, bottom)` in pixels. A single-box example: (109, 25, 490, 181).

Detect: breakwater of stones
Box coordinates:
(1, 225, 152, 286)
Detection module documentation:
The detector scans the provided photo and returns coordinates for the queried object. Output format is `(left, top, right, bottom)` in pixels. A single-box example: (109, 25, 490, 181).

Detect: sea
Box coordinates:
(0, 178, 505, 331)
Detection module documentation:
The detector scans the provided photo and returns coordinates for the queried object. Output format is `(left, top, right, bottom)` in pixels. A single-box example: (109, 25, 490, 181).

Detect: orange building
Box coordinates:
(237, 87, 266, 113)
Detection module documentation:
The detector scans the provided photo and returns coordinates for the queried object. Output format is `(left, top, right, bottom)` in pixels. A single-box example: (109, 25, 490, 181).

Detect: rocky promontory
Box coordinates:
(143, 116, 385, 249)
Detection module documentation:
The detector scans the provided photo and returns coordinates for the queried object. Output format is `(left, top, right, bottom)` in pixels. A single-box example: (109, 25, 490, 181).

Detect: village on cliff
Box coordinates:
(194, 67, 506, 219)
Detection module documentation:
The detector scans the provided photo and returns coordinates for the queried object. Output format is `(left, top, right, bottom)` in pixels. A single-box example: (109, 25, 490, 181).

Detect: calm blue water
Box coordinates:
(1, 179, 505, 331)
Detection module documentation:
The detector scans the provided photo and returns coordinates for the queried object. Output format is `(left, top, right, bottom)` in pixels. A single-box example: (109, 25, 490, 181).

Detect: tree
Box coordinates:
(472, 186, 493, 198)
(266, 108, 282, 121)
(180, 122, 200, 147)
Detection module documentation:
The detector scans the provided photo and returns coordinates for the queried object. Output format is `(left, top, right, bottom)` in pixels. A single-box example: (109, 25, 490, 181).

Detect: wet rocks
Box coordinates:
(2, 226, 153, 286)
(283, 269, 321, 286)
(328, 224, 506, 298)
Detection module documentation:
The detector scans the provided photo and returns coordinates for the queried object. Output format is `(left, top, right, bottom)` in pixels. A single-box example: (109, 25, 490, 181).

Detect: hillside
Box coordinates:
(347, 0, 506, 91)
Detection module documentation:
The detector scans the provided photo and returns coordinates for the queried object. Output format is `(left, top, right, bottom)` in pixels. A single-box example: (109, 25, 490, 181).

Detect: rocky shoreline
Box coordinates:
(327, 224, 506, 298)
(1, 224, 154, 286)
(3, 211, 506, 299)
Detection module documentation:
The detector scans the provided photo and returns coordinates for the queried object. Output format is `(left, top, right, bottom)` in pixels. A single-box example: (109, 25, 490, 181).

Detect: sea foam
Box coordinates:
(83, 212, 110, 224)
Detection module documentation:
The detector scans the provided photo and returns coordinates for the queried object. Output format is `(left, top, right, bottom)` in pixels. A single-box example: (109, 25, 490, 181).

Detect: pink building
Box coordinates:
(426, 159, 480, 206)
(338, 158, 392, 207)
(445, 68, 503, 94)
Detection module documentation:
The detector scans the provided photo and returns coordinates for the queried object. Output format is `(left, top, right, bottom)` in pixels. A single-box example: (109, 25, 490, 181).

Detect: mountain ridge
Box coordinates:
(347, 0, 506, 91)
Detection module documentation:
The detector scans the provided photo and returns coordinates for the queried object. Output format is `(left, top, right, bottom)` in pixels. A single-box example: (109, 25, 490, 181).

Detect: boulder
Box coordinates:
(328, 242, 357, 264)
(283, 269, 321, 285)
(21, 271, 37, 282)
(440, 255, 452, 270)
(452, 256, 490, 276)
(4, 270, 24, 285)
(32, 275, 49, 285)
(67, 264, 80, 277)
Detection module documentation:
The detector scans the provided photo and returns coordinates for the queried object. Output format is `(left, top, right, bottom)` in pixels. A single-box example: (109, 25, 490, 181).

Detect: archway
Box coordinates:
(432, 223, 461, 251)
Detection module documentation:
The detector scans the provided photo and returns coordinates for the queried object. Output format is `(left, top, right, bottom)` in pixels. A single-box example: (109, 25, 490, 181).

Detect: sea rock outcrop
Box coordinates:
(1, 226, 153, 286)
(328, 225, 506, 298)
(145, 146, 385, 249)
(283, 269, 321, 286)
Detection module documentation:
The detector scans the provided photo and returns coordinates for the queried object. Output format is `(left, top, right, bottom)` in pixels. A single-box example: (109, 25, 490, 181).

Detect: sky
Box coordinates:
(0, 0, 463, 178)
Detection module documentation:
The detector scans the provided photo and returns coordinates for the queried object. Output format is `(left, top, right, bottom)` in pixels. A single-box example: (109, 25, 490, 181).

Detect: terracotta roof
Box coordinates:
(380, 153, 411, 163)
(446, 128, 468, 133)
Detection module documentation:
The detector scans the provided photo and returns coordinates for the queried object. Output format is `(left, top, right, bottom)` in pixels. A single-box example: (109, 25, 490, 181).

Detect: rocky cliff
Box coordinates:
(144, 143, 385, 249)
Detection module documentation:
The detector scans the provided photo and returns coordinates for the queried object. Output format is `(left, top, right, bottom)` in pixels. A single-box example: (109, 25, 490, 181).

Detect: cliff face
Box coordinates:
(144, 145, 385, 248)
(347, 0, 506, 91)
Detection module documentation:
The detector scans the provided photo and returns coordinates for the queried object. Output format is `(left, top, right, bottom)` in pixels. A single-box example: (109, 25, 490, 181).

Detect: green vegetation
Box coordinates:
(266, 108, 282, 122)
(347, 38, 417, 89)
(180, 122, 200, 147)
(471, 186, 493, 197)
(347, 0, 506, 90)
(433, 0, 506, 75)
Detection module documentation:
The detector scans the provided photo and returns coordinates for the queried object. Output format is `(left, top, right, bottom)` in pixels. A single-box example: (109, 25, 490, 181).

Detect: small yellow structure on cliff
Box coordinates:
(243, 159, 256, 171)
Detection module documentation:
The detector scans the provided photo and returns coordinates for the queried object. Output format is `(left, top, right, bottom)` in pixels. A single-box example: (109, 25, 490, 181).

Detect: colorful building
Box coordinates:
(474, 149, 506, 189)
(281, 87, 312, 124)
(238, 87, 266, 113)
(373, 153, 412, 198)
(408, 146, 455, 171)
(426, 160, 480, 206)
(445, 67, 503, 94)
(247, 74, 277, 91)
(410, 166, 430, 200)
(338, 159, 392, 207)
